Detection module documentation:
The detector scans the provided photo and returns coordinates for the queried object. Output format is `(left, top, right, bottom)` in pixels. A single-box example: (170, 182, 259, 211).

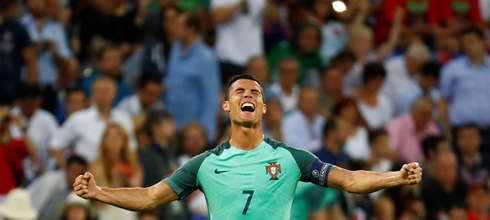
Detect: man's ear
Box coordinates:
(263, 104, 267, 114)
(222, 101, 230, 112)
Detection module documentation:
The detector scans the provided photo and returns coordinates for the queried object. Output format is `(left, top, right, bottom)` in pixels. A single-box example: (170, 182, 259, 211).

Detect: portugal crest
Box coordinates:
(265, 162, 281, 180)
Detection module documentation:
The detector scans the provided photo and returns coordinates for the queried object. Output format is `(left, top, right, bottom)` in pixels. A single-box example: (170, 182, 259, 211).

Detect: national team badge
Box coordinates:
(265, 162, 281, 180)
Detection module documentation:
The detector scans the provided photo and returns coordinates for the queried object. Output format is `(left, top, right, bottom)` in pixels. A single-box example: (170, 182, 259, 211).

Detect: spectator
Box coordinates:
(422, 152, 467, 220)
(332, 97, 370, 160)
(267, 23, 323, 87)
(212, 0, 267, 83)
(11, 83, 58, 179)
(81, 45, 132, 105)
(313, 119, 350, 166)
(123, 6, 182, 86)
(394, 61, 441, 115)
(21, 0, 73, 113)
(381, 42, 431, 103)
(311, 0, 348, 65)
(440, 27, 490, 148)
(0, 188, 38, 220)
(466, 184, 490, 220)
(456, 124, 489, 186)
(282, 88, 325, 151)
(0, 0, 37, 103)
(28, 155, 88, 220)
(355, 62, 393, 129)
(0, 102, 36, 195)
(245, 56, 277, 98)
(449, 202, 468, 220)
(367, 129, 395, 201)
(89, 124, 142, 220)
(386, 96, 440, 163)
(421, 135, 451, 174)
(375, 164, 426, 220)
(140, 111, 190, 219)
(56, 88, 88, 124)
(164, 12, 220, 143)
(117, 75, 164, 117)
(318, 67, 344, 118)
(60, 192, 96, 220)
(329, 49, 357, 77)
(51, 77, 136, 167)
(178, 122, 209, 219)
(270, 58, 301, 114)
(262, 97, 283, 141)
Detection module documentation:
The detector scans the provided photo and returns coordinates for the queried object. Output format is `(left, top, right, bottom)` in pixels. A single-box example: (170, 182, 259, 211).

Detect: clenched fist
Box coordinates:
(400, 162, 423, 185)
(73, 172, 98, 199)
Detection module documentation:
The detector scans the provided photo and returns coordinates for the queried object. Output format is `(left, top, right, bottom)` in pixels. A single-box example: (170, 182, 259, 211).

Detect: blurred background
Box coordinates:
(0, 0, 489, 219)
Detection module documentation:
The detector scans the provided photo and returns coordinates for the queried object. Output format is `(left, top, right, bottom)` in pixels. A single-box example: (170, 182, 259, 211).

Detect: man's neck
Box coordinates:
(1, 132, 11, 145)
(324, 139, 341, 155)
(154, 136, 168, 149)
(301, 110, 315, 123)
(182, 35, 197, 51)
(229, 122, 264, 151)
(97, 105, 112, 120)
(462, 152, 479, 167)
(280, 83, 293, 95)
(469, 52, 485, 65)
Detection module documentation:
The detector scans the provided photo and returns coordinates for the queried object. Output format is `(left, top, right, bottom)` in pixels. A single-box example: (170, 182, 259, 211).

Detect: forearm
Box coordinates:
(94, 186, 158, 211)
(22, 48, 38, 83)
(24, 135, 36, 155)
(330, 169, 402, 194)
(51, 149, 66, 168)
(212, 1, 244, 24)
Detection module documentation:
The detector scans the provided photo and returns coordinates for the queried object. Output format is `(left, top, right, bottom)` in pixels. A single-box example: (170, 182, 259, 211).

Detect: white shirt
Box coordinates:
(282, 110, 326, 152)
(357, 93, 393, 129)
(27, 170, 67, 211)
(270, 83, 300, 114)
(212, 0, 265, 65)
(50, 106, 136, 162)
(381, 56, 417, 102)
(116, 94, 164, 117)
(343, 126, 370, 160)
(11, 108, 58, 179)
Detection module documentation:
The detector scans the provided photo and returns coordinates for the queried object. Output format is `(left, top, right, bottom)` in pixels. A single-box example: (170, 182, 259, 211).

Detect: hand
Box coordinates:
(73, 172, 99, 199)
(399, 162, 422, 185)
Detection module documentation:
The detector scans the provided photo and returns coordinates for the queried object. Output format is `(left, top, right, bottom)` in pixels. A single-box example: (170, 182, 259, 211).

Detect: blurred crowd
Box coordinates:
(0, 0, 490, 219)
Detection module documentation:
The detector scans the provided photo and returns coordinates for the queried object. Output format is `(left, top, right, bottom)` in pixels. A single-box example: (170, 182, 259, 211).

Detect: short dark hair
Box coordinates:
(368, 129, 388, 145)
(322, 120, 337, 139)
(331, 49, 357, 65)
(422, 135, 445, 160)
(460, 26, 484, 39)
(66, 155, 88, 167)
(183, 12, 201, 33)
(66, 88, 86, 99)
(421, 61, 441, 79)
(457, 123, 480, 134)
(137, 75, 162, 89)
(225, 74, 263, 101)
(144, 110, 173, 137)
(96, 44, 118, 61)
(18, 83, 43, 99)
(362, 62, 386, 84)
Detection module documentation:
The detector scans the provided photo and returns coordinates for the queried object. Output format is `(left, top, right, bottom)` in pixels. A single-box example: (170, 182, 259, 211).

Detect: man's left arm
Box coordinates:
(326, 163, 422, 194)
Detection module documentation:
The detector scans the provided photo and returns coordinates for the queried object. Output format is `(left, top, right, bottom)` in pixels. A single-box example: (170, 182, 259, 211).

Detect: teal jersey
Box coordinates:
(164, 137, 336, 220)
(291, 182, 339, 220)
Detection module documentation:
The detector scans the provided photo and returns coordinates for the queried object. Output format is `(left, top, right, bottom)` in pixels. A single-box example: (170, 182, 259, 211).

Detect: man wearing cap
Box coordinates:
(0, 188, 38, 220)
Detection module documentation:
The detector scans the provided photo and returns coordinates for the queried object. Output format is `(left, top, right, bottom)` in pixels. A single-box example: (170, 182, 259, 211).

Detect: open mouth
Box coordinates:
(241, 102, 255, 113)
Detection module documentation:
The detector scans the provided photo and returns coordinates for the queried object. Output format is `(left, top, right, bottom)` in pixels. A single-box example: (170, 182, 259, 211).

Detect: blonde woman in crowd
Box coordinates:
(89, 123, 142, 220)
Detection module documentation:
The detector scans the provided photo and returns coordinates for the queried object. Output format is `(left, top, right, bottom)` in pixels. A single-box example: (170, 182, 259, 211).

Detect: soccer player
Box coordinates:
(73, 74, 423, 219)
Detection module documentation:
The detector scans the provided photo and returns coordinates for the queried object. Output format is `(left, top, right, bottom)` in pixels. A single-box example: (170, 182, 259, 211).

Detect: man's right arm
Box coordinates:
(212, 0, 245, 24)
(74, 172, 178, 211)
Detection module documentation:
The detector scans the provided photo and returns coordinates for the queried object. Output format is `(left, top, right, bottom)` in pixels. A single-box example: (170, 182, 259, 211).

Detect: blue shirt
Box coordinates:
(80, 72, 133, 106)
(20, 14, 72, 85)
(164, 39, 220, 142)
(0, 19, 32, 101)
(439, 55, 490, 127)
(313, 146, 350, 166)
(394, 81, 440, 115)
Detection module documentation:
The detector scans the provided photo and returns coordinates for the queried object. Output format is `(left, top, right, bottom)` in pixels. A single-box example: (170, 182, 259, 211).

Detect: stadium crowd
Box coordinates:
(0, 0, 489, 219)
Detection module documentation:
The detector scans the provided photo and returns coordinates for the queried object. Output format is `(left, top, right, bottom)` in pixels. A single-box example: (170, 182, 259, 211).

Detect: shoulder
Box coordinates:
(264, 137, 318, 160)
(35, 109, 58, 126)
(112, 109, 132, 120)
(442, 57, 468, 73)
(196, 42, 218, 62)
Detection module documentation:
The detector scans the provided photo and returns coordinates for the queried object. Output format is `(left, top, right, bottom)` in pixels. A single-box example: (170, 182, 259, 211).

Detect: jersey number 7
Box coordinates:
(242, 190, 254, 214)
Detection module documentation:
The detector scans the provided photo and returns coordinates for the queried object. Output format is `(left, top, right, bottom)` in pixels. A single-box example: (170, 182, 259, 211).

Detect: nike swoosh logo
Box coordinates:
(214, 169, 231, 174)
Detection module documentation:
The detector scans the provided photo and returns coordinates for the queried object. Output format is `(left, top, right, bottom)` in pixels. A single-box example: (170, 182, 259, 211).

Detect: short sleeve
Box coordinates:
(163, 151, 211, 199)
(16, 24, 32, 50)
(281, 145, 318, 182)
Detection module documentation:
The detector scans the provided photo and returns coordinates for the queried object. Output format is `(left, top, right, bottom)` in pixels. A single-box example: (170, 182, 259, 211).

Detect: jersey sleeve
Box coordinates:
(163, 151, 211, 199)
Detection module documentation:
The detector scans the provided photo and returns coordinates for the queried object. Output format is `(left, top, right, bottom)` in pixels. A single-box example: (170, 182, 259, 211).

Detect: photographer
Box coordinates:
(0, 101, 36, 196)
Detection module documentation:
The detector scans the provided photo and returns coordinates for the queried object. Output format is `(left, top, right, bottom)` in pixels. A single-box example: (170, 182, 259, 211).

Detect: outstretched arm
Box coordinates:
(73, 172, 178, 211)
(327, 163, 422, 194)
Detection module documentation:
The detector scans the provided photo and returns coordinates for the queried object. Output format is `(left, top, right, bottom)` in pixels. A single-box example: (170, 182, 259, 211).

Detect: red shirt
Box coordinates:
(468, 211, 490, 220)
(0, 139, 28, 195)
(440, 0, 483, 25)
